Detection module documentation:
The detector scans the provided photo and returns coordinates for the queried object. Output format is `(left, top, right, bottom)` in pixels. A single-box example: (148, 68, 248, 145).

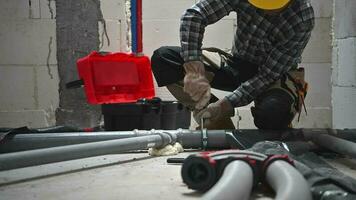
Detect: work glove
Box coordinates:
(183, 61, 211, 110)
(194, 98, 235, 128)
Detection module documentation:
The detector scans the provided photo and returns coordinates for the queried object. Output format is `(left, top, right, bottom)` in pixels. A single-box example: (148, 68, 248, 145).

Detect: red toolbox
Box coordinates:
(76, 51, 155, 104)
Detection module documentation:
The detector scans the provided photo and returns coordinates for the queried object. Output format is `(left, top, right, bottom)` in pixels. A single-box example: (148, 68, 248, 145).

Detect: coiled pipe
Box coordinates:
(265, 160, 312, 200)
(203, 160, 254, 200)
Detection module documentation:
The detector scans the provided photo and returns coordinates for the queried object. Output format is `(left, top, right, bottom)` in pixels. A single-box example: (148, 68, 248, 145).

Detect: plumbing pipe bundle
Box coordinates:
(0, 131, 177, 171)
(1, 128, 356, 171)
(181, 150, 312, 200)
(0, 129, 231, 153)
(2, 129, 356, 153)
(0, 129, 235, 170)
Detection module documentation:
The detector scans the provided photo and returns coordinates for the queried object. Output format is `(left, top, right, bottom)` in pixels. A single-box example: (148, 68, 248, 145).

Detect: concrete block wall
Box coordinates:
(0, 0, 59, 128)
(142, 0, 195, 101)
(142, 0, 240, 128)
(332, 0, 356, 128)
(99, 0, 128, 53)
(142, 0, 236, 100)
(291, 0, 333, 128)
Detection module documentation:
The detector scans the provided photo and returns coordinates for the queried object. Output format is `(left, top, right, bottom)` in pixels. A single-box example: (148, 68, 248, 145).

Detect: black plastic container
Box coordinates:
(161, 102, 178, 130)
(102, 101, 161, 131)
(102, 98, 191, 131)
(176, 103, 191, 129)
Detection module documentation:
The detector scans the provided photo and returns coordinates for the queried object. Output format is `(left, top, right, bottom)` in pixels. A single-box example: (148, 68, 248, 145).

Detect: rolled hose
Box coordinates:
(265, 160, 312, 200)
(182, 150, 311, 200)
(203, 160, 254, 200)
(181, 150, 266, 191)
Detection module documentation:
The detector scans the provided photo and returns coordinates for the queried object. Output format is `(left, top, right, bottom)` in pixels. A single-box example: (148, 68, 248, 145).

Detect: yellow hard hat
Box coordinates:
(248, 0, 291, 10)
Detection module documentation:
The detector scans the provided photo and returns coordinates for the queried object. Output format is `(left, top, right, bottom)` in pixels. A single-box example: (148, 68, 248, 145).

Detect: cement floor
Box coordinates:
(0, 151, 355, 200)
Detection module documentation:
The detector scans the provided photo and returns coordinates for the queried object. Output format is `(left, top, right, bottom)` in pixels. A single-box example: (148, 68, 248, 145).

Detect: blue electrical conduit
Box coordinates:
(130, 0, 137, 53)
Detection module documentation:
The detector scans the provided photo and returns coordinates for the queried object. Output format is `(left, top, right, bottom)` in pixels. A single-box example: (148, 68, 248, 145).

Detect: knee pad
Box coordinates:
(151, 47, 166, 72)
(251, 89, 295, 130)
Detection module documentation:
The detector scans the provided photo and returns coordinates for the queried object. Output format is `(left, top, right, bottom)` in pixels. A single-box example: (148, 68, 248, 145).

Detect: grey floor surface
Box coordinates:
(0, 151, 355, 200)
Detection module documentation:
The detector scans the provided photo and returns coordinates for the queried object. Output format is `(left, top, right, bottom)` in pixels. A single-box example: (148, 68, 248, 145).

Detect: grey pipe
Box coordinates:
(0, 131, 151, 153)
(306, 133, 356, 159)
(203, 160, 253, 200)
(0, 129, 229, 153)
(265, 160, 312, 200)
(0, 132, 176, 171)
(178, 130, 229, 149)
(2, 129, 356, 158)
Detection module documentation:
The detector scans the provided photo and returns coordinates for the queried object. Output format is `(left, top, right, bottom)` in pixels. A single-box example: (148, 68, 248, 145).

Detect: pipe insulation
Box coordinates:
(0, 132, 176, 171)
(265, 160, 312, 200)
(203, 160, 254, 200)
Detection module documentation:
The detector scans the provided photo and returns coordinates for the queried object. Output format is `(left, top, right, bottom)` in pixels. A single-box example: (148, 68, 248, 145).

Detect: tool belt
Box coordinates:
(266, 68, 308, 121)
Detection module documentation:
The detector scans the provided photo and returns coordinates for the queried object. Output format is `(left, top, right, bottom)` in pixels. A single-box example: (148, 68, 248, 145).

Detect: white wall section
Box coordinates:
(0, 0, 59, 128)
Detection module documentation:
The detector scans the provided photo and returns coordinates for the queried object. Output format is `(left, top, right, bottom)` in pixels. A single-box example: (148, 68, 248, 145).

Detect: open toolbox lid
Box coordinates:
(75, 51, 155, 104)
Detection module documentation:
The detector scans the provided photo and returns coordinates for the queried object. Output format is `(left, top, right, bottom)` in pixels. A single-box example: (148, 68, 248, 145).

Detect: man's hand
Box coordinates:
(183, 61, 211, 109)
(194, 98, 235, 127)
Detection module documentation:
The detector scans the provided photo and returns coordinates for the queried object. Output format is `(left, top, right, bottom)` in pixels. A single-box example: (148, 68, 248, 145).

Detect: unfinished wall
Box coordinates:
(142, 0, 241, 128)
(55, 0, 132, 128)
(291, 0, 333, 128)
(142, 0, 236, 100)
(332, 0, 356, 128)
(0, 0, 59, 128)
(98, 0, 128, 53)
(55, 0, 104, 128)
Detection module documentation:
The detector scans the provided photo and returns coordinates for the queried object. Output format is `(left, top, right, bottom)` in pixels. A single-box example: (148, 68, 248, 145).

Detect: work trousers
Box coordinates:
(151, 46, 295, 130)
(151, 46, 258, 92)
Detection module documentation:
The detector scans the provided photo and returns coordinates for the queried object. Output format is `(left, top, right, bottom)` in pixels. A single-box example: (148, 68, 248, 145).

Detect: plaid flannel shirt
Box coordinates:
(180, 0, 315, 107)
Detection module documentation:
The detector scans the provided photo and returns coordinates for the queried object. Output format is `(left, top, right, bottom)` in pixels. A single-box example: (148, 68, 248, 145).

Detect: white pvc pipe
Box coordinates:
(203, 160, 253, 200)
(265, 160, 312, 200)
